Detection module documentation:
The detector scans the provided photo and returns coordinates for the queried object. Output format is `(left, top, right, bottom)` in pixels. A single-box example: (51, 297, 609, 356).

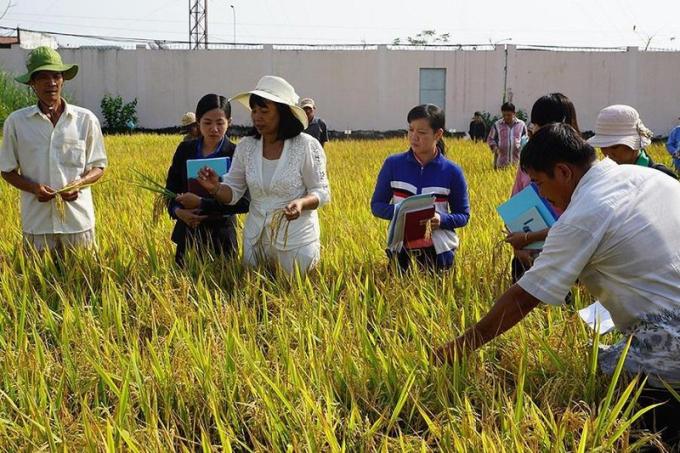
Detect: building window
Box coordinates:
(419, 68, 446, 110)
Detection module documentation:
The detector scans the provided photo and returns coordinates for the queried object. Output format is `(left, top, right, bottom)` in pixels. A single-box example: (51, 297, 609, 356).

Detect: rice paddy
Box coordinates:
(0, 135, 673, 451)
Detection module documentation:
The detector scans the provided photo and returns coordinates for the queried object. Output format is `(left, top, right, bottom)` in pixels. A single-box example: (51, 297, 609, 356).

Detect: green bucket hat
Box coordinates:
(15, 46, 78, 85)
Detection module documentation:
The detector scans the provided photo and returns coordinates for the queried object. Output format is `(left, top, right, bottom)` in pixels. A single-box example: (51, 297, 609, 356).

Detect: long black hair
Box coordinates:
(195, 94, 231, 122)
(407, 104, 446, 154)
(530, 93, 580, 133)
(248, 94, 304, 141)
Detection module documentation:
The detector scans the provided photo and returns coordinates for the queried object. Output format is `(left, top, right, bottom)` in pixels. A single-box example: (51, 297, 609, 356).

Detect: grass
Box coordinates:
(0, 136, 674, 451)
(0, 70, 35, 128)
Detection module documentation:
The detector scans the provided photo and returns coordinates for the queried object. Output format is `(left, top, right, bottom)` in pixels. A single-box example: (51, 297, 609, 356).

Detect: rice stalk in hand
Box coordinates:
(424, 219, 432, 241)
(53, 180, 97, 221)
(268, 209, 291, 249)
(132, 170, 177, 224)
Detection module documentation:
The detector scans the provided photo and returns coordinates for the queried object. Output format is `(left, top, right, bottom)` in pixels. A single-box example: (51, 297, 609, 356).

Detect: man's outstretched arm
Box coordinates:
(434, 284, 541, 364)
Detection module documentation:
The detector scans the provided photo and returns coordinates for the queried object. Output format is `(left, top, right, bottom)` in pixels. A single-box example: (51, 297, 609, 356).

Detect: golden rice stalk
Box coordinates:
(424, 219, 432, 241)
(152, 194, 169, 225)
(268, 209, 291, 249)
(53, 180, 97, 221)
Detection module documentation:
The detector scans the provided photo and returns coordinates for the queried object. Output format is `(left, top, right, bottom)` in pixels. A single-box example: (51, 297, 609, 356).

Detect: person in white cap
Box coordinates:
(180, 111, 200, 142)
(666, 116, 680, 174)
(587, 105, 677, 180)
(0, 46, 107, 254)
(176, 76, 330, 275)
(299, 98, 329, 147)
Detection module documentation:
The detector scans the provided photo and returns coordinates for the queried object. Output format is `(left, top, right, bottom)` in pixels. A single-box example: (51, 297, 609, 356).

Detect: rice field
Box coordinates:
(0, 135, 674, 451)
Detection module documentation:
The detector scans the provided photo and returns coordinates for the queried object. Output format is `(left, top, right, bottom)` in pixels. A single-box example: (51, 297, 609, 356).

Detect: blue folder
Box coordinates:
(186, 157, 230, 179)
(497, 185, 557, 228)
(497, 185, 558, 249)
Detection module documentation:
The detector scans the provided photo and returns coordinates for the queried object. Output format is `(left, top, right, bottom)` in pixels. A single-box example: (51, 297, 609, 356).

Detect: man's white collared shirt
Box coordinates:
(0, 102, 107, 234)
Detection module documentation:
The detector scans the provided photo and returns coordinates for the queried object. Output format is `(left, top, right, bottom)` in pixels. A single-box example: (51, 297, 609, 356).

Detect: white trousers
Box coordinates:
(243, 240, 320, 275)
(23, 229, 96, 253)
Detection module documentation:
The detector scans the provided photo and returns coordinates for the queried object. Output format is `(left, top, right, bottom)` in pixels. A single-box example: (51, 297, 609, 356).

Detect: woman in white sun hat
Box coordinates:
(587, 104, 677, 179)
(176, 76, 330, 275)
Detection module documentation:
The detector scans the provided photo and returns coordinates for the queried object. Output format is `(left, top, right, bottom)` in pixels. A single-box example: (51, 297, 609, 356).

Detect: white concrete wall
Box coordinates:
(2, 45, 679, 135)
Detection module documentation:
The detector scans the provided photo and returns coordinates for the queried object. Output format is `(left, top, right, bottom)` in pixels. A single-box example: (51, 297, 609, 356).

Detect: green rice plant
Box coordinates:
(132, 169, 177, 224)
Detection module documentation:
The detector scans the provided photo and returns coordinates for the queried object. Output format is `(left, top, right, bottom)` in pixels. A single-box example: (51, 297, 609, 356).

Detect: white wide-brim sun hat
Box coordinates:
(586, 104, 652, 150)
(230, 75, 309, 129)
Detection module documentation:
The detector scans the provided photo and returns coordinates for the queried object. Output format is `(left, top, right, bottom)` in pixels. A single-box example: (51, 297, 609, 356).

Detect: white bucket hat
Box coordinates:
(587, 104, 653, 150)
(230, 76, 308, 129)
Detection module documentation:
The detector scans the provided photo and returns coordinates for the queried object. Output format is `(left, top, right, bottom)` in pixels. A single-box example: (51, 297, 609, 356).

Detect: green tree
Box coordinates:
(393, 29, 451, 45)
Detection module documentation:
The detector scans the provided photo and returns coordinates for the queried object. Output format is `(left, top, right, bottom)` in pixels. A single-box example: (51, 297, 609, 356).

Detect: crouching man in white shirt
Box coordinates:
(0, 47, 107, 254)
(436, 123, 680, 448)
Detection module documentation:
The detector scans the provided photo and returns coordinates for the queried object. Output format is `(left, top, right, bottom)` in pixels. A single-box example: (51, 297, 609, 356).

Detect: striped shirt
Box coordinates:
(487, 118, 527, 168)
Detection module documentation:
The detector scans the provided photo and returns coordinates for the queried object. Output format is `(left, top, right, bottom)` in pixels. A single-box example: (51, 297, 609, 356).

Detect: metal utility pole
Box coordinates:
(189, 0, 208, 49)
(491, 38, 512, 103)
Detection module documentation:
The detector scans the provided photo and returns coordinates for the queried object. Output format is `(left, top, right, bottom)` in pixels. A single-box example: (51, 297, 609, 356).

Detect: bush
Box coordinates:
(100, 94, 138, 133)
(516, 108, 528, 123)
(0, 70, 36, 128)
(480, 111, 500, 132)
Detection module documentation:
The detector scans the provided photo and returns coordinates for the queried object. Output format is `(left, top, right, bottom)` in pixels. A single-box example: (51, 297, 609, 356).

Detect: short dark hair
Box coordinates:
(248, 94, 304, 141)
(501, 102, 515, 112)
(407, 104, 446, 154)
(195, 94, 231, 121)
(520, 123, 596, 176)
(530, 93, 580, 133)
(473, 111, 481, 117)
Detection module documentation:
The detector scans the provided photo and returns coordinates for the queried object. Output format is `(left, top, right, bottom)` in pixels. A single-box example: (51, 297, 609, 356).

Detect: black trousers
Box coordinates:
(386, 247, 454, 273)
(174, 222, 238, 267)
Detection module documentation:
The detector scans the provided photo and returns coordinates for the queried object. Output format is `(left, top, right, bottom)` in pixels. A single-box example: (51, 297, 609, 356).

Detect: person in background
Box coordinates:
(587, 105, 677, 180)
(180, 111, 200, 142)
(178, 76, 330, 276)
(0, 46, 107, 255)
(436, 123, 680, 449)
(468, 111, 487, 141)
(505, 93, 578, 282)
(664, 116, 680, 174)
(166, 95, 249, 266)
(371, 104, 470, 272)
(487, 102, 527, 169)
(300, 98, 329, 147)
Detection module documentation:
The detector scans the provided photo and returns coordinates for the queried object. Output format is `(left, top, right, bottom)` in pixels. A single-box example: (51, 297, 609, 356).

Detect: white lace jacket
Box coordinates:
(222, 133, 330, 250)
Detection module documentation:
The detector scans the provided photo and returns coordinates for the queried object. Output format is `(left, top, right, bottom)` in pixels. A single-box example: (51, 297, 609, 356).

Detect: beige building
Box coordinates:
(1, 45, 679, 135)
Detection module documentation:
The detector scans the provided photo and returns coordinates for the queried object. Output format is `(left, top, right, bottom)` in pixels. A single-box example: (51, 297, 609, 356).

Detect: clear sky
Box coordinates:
(0, 0, 679, 49)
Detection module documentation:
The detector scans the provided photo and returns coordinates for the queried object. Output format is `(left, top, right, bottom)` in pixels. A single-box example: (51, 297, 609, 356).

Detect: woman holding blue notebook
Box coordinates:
(165, 94, 249, 266)
(371, 104, 470, 272)
(177, 77, 330, 276)
(505, 93, 577, 282)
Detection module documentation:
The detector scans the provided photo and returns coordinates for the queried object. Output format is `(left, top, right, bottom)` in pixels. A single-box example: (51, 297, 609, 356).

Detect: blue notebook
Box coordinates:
(186, 157, 230, 179)
(496, 185, 557, 249)
(186, 157, 231, 196)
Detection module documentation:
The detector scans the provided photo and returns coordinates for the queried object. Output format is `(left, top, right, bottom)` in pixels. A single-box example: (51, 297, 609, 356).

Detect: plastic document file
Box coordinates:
(496, 185, 557, 249)
(387, 193, 436, 252)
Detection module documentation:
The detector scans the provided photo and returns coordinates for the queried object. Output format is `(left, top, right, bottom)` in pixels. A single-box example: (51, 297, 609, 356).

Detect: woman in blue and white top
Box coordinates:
(371, 104, 470, 271)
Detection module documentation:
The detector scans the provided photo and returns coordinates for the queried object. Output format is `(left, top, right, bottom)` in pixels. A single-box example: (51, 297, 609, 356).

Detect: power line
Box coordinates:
(2, 24, 676, 51)
(0, 24, 189, 44)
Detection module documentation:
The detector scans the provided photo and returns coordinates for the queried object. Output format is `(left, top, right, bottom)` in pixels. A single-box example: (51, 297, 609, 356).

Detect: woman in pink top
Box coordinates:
(505, 93, 578, 282)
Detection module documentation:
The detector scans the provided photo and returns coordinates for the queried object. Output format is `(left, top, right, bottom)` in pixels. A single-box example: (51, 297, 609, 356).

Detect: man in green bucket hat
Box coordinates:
(0, 46, 108, 254)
